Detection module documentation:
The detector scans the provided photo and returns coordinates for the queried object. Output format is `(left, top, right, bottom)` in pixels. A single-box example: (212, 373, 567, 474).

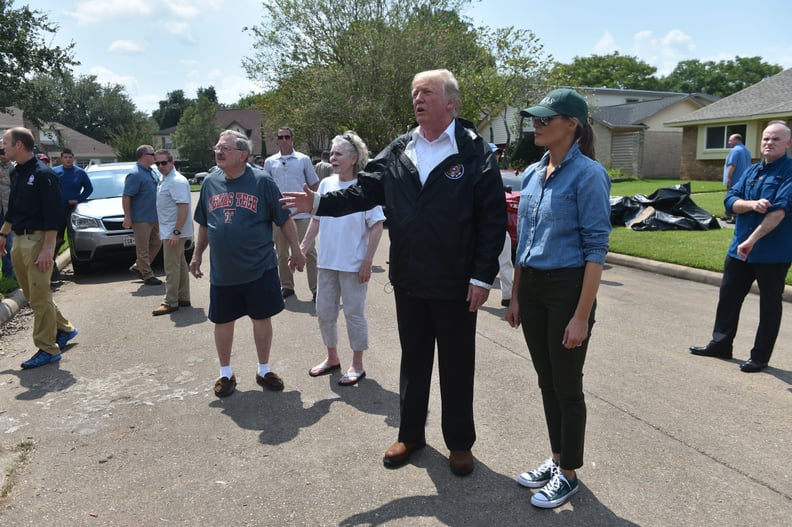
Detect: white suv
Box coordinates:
(68, 162, 193, 274)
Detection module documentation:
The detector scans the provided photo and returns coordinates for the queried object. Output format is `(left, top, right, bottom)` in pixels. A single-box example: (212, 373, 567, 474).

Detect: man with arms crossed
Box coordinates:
(690, 121, 792, 372)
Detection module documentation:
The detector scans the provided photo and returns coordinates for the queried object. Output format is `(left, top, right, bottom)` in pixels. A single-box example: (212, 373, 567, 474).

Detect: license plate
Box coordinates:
(122, 235, 136, 247)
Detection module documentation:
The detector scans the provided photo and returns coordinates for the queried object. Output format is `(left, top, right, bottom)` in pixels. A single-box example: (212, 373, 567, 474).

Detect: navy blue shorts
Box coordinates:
(208, 268, 285, 324)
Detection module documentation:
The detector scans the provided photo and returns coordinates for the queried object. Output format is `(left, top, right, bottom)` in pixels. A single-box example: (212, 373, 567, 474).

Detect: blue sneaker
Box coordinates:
(530, 471, 579, 509)
(21, 349, 62, 369)
(56, 328, 78, 350)
(517, 458, 557, 488)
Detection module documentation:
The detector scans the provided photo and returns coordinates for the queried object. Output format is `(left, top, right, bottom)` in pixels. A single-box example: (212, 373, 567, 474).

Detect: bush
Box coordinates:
(0, 275, 18, 301)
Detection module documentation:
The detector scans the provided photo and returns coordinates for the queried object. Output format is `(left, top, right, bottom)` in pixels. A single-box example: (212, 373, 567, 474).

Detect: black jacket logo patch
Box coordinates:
(445, 164, 464, 180)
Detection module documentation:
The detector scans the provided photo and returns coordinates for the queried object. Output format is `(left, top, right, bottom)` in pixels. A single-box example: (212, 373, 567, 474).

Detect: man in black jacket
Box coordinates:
(282, 69, 506, 476)
(0, 128, 78, 369)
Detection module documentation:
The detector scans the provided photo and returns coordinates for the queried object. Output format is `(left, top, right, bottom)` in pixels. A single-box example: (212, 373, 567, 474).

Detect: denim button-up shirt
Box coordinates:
(515, 143, 611, 270)
(725, 153, 792, 263)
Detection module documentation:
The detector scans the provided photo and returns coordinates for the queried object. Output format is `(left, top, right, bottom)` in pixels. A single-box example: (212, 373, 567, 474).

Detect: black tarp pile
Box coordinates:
(610, 182, 721, 231)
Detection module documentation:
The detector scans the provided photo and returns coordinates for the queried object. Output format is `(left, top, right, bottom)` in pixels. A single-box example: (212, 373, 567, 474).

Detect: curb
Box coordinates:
(0, 250, 72, 327)
(606, 252, 792, 303)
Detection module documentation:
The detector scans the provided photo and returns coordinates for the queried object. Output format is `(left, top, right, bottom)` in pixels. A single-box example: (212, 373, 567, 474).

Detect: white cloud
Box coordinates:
(209, 70, 261, 105)
(163, 0, 200, 18)
(167, 21, 196, 43)
(89, 66, 140, 93)
(592, 32, 618, 55)
(108, 40, 146, 53)
(633, 29, 696, 76)
(73, 0, 153, 25)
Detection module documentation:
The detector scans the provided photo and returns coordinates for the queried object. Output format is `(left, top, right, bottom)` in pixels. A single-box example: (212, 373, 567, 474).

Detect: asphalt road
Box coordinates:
(0, 234, 791, 526)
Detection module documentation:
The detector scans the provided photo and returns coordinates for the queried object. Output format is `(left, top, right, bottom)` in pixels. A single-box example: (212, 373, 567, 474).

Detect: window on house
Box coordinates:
(705, 124, 747, 149)
(163, 137, 173, 149)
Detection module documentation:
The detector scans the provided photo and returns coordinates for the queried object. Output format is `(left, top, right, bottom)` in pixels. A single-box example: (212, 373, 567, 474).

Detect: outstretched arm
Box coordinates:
(280, 183, 317, 216)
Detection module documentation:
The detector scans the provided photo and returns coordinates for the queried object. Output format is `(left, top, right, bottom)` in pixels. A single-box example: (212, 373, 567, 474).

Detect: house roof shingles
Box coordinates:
(666, 68, 792, 125)
(594, 95, 689, 127)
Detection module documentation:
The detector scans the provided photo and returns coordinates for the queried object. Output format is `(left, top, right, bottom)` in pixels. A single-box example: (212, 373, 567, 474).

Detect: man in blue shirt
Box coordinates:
(690, 122, 792, 372)
(122, 145, 162, 285)
(52, 148, 93, 275)
(191, 130, 305, 398)
(722, 133, 752, 223)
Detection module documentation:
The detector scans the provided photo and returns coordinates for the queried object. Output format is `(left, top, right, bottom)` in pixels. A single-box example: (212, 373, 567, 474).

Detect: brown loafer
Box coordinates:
(383, 440, 426, 469)
(256, 372, 284, 391)
(449, 449, 474, 476)
(152, 303, 178, 316)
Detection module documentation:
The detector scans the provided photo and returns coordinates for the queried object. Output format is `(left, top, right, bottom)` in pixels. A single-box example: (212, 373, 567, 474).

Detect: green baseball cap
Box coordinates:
(521, 88, 589, 124)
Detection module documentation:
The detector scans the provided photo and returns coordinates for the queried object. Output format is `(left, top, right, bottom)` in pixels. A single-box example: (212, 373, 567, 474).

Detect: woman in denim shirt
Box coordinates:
(506, 89, 611, 509)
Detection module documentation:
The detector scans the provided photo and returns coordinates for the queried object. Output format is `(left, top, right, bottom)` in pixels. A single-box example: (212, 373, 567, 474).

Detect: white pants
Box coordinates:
(498, 232, 514, 300)
(316, 269, 369, 352)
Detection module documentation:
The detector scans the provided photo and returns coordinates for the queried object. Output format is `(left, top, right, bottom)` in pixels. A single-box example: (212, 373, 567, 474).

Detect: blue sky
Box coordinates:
(36, 0, 792, 114)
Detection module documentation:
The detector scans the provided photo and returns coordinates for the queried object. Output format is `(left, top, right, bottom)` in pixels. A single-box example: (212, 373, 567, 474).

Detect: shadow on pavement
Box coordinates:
(1, 362, 76, 401)
(208, 388, 340, 445)
(329, 374, 400, 428)
(339, 445, 639, 527)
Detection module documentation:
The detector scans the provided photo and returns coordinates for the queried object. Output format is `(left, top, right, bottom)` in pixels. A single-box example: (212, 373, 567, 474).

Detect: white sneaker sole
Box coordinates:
(530, 484, 579, 508)
(517, 472, 550, 488)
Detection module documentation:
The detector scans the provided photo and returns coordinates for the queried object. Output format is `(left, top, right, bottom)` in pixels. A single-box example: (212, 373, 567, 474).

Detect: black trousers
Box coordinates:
(710, 256, 790, 363)
(393, 287, 476, 451)
(519, 266, 592, 471)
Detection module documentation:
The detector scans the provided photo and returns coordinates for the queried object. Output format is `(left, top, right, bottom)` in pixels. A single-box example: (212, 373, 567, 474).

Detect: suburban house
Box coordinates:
(0, 107, 116, 166)
(478, 88, 716, 178)
(153, 108, 264, 161)
(665, 68, 792, 181)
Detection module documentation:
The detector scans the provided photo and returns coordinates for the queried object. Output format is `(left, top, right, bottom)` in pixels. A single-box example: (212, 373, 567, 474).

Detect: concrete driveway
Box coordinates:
(0, 234, 790, 526)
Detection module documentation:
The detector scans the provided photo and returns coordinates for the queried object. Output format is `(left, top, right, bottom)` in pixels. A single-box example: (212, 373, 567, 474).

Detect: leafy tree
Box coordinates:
(460, 26, 553, 151)
(661, 56, 782, 97)
(197, 86, 219, 104)
(28, 72, 145, 142)
(152, 90, 191, 130)
(108, 120, 156, 161)
(173, 95, 221, 170)
(0, 0, 78, 122)
(244, 0, 497, 153)
(549, 52, 661, 90)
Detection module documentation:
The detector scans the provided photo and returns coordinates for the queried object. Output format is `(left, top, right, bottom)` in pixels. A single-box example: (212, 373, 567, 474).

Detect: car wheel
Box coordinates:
(70, 255, 92, 274)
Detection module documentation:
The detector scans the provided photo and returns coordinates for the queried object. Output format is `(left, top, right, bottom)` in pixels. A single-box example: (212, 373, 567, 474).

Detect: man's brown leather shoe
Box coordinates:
(449, 449, 474, 476)
(152, 303, 178, 316)
(383, 441, 425, 468)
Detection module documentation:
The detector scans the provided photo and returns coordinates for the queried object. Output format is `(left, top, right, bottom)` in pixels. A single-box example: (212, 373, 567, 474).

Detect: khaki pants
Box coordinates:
(11, 232, 74, 354)
(274, 217, 316, 293)
(163, 238, 190, 306)
(131, 222, 162, 279)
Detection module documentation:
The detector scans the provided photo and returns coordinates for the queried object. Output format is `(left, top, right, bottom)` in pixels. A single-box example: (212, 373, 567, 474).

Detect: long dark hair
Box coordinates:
(575, 120, 596, 160)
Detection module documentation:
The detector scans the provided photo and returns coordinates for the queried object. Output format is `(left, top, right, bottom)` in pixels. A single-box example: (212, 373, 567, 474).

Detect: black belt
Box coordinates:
(521, 266, 585, 277)
(14, 229, 39, 235)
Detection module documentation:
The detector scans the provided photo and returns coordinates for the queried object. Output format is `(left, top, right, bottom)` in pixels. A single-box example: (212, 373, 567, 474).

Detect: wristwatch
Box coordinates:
(172, 229, 181, 236)
(0, 232, 6, 238)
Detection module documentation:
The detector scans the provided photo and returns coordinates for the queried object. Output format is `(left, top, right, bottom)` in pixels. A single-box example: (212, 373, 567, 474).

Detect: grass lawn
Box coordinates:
(608, 179, 792, 285)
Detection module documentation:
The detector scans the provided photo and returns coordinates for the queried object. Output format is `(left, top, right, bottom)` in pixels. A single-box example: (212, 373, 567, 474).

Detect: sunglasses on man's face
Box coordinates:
(155, 160, 170, 166)
(277, 135, 291, 140)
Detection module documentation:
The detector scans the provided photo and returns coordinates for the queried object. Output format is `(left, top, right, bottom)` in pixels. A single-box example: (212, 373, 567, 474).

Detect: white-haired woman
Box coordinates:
(301, 131, 385, 385)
